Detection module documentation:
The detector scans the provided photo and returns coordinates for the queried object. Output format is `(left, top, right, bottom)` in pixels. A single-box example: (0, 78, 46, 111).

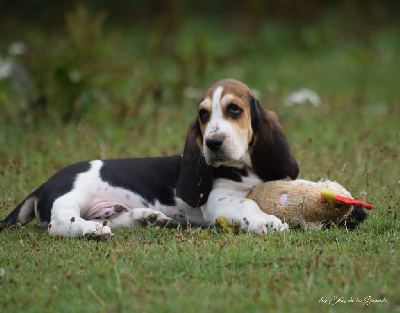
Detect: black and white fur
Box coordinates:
(1, 79, 299, 237)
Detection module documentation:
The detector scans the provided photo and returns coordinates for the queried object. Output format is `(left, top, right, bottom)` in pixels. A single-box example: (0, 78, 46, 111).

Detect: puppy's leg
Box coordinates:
(48, 203, 112, 237)
(49, 217, 112, 237)
(207, 190, 288, 235)
(106, 208, 172, 229)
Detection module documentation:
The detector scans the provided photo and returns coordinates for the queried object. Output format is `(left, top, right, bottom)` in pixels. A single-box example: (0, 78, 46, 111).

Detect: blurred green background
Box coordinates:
(1, 0, 398, 122)
(0, 1, 399, 182)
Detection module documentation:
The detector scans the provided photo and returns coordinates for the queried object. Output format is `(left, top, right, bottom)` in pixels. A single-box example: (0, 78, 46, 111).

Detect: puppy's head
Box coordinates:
(176, 78, 299, 207)
(197, 79, 255, 168)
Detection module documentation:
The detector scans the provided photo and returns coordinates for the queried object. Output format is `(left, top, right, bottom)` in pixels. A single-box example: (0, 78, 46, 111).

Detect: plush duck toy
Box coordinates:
(217, 179, 373, 230)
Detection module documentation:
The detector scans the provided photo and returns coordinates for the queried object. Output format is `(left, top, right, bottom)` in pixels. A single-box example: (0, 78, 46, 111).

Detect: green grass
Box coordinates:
(1, 221, 399, 312)
(1, 16, 400, 313)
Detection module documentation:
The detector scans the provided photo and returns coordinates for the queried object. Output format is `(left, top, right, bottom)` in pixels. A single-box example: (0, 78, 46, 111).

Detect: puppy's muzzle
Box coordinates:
(205, 136, 224, 152)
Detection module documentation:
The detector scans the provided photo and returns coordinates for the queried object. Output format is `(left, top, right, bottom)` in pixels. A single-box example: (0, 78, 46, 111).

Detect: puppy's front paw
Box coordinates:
(248, 215, 288, 235)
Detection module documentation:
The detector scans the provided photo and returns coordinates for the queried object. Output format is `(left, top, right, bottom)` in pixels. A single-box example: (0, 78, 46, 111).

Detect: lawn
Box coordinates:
(0, 10, 399, 313)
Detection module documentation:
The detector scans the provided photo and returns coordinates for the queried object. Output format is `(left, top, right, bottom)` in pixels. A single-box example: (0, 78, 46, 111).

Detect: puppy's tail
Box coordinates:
(0, 192, 38, 230)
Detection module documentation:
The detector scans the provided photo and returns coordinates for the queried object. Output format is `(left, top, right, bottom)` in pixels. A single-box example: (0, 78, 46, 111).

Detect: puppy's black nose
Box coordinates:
(205, 137, 224, 151)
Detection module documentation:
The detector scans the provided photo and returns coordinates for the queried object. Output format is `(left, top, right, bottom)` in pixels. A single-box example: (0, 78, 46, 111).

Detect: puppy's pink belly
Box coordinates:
(84, 198, 143, 220)
(82, 186, 148, 220)
(83, 202, 125, 220)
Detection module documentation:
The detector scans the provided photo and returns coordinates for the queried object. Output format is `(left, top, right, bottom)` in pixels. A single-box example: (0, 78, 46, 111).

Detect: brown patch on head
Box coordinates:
(222, 98, 253, 144)
(219, 79, 254, 144)
(201, 79, 255, 101)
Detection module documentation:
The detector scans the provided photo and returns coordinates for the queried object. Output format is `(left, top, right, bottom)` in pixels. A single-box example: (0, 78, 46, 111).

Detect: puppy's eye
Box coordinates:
(199, 109, 209, 123)
(227, 104, 243, 118)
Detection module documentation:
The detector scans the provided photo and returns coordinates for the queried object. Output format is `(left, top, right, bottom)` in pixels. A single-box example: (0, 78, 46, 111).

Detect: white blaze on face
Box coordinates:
(202, 85, 251, 167)
(204, 86, 224, 138)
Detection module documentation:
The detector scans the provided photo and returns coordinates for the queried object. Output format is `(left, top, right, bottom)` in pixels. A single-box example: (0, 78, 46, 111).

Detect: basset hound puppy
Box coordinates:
(0, 79, 299, 237)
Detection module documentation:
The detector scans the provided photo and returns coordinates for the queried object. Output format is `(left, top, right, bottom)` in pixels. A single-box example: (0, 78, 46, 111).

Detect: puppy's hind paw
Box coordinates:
(84, 225, 114, 240)
(84, 232, 114, 241)
(139, 210, 172, 227)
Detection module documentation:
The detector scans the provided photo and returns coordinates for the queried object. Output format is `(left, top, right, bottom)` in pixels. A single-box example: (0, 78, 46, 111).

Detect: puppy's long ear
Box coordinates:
(250, 97, 299, 181)
(176, 119, 213, 207)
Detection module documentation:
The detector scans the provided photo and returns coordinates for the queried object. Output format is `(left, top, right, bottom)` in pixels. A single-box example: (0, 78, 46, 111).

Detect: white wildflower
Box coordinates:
(68, 69, 82, 83)
(0, 56, 13, 80)
(284, 88, 321, 107)
(8, 41, 27, 56)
